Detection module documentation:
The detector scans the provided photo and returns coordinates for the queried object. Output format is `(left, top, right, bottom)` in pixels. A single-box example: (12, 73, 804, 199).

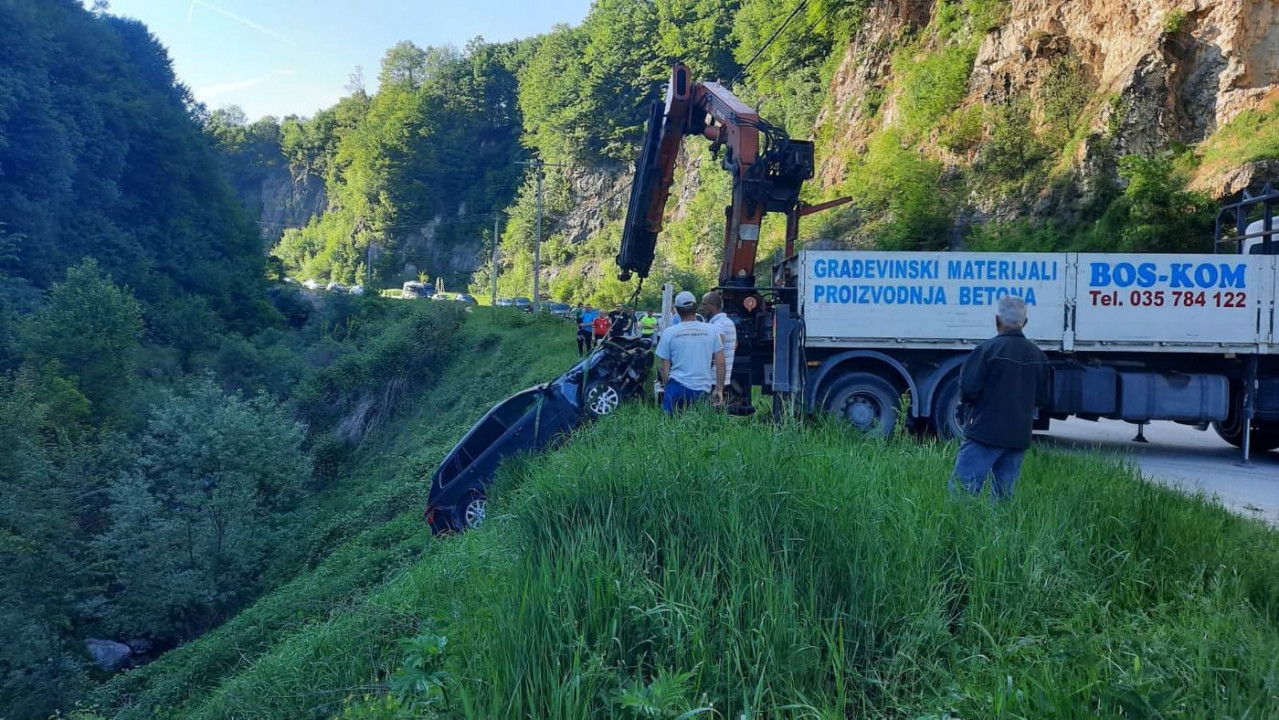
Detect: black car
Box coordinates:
(512, 297, 533, 312)
(426, 337, 653, 533)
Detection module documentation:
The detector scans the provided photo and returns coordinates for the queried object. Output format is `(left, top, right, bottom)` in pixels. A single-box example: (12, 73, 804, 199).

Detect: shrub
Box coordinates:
(92, 377, 311, 642)
(1163, 9, 1188, 35)
(18, 260, 144, 424)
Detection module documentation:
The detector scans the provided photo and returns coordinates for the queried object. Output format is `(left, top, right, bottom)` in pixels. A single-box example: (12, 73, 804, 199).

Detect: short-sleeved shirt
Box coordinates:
(580, 310, 597, 330)
(707, 312, 737, 377)
(655, 320, 724, 393)
(592, 315, 611, 337)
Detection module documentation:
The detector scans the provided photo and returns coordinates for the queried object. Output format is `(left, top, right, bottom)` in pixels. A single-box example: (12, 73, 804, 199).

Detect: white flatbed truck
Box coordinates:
(768, 223, 1279, 459)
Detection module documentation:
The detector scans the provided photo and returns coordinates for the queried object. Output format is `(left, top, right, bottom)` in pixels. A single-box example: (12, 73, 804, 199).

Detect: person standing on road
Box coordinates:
(655, 291, 725, 414)
(702, 292, 737, 393)
(949, 296, 1051, 501)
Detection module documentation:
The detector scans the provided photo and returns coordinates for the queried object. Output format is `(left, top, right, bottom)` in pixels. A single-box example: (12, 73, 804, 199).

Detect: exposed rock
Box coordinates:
(258, 168, 327, 238)
(1193, 159, 1279, 197)
(85, 638, 132, 671)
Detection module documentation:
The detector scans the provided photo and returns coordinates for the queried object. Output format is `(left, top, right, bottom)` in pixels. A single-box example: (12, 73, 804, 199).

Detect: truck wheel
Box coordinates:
(932, 378, 964, 441)
(1213, 420, 1279, 453)
(821, 372, 899, 438)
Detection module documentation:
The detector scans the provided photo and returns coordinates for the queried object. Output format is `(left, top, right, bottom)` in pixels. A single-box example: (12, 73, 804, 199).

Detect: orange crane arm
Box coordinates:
(617, 64, 825, 288)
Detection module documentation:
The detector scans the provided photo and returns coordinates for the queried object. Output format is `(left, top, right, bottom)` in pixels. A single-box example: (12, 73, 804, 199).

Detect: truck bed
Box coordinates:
(798, 251, 1277, 355)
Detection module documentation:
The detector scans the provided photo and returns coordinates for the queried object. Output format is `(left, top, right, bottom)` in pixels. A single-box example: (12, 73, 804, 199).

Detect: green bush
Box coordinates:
(18, 260, 144, 424)
(1081, 153, 1214, 253)
(977, 100, 1051, 185)
(92, 377, 311, 642)
(1163, 9, 1188, 35)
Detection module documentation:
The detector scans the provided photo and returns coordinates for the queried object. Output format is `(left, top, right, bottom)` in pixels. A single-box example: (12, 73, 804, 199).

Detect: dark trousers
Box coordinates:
(576, 329, 591, 355)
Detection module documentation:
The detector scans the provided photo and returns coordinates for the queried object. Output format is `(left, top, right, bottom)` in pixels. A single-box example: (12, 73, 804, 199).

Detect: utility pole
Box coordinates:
(491, 213, 500, 306)
(533, 165, 543, 313)
(515, 159, 567, 313)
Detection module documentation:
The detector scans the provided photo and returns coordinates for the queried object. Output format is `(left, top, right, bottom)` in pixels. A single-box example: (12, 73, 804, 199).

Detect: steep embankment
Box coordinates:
(101, 406, 1279, 718)
(91, 309, 578, 716)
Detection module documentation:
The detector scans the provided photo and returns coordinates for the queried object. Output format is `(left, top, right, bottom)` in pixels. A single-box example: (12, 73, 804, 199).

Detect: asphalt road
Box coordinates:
(1037, 418, 1279, 526)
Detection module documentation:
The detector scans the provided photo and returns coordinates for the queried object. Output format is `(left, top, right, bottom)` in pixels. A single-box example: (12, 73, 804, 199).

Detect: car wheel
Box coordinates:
(820, 372, 900, 438)
(584, 380, 621, 417)
(931, 377, 964, 441)
(461, 493, 487, 531)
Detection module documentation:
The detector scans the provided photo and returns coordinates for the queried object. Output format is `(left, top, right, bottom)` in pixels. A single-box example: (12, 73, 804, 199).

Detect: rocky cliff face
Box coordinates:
(257, 167, 327, 239)
(817, 0, 1279, 224)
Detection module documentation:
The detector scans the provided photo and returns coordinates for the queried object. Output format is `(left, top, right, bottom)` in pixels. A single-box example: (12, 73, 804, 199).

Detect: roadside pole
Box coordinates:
(491, 214, 500, 306)
(515, 159, 568, 313)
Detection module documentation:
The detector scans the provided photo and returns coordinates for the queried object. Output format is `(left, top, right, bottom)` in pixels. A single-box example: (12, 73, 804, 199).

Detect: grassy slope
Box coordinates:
(92, 309, 578, 717)
(116, 403, 1279, 718)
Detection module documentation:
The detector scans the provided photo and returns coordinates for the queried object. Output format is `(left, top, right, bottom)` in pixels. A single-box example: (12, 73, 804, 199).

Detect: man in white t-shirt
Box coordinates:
(655, 291, 725, 413)
(701, 291, 737, 380)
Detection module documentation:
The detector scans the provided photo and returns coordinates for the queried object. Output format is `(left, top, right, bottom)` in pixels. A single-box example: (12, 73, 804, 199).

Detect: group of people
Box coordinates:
(572, 305, 662, 356)
(569, 292, 739, 416)
(579, 290, 1048, 502)
(654, 291, 737, 414)
(651, 290, 1049, 504)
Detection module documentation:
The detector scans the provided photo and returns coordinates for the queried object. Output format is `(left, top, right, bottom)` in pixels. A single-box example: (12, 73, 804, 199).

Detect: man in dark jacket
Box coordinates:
(950, 296, 1051, 501)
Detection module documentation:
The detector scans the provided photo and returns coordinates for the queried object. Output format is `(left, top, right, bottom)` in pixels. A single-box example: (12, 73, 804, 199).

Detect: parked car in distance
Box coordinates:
(431, 292, 452, 301)
(495, 298, 515, 307)
(512, 297, 533, 312)
(402, 281, 429, 299)
(545, 301, 571, 318)
(455, 293, 478, 305)
(326, 282, 350, 293)
(425, 336, 654, 533)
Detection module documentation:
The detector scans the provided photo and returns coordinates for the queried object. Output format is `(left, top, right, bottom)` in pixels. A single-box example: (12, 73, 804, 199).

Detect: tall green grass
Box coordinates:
(138, 406, 1277, 719)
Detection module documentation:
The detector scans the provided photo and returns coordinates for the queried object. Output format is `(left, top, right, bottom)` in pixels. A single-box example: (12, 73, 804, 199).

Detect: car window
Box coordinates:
(445, 388, 542, 472)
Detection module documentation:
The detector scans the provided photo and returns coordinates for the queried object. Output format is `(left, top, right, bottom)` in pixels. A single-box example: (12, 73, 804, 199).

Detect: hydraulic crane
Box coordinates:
(616, 63, 849, 410)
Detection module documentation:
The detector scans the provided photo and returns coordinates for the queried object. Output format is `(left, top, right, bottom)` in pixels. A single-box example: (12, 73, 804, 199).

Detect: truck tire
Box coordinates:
(932, 378, 964, 441)
(821, 372, 899, 438)
(1213, 420, 1279, 453)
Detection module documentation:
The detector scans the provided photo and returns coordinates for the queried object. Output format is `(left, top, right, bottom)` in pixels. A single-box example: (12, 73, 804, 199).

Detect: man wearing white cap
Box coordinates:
(655, 291, 725, 413)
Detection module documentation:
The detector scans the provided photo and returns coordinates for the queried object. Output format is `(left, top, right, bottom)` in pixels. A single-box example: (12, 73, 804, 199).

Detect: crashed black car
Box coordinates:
(426, 336, 653, 533)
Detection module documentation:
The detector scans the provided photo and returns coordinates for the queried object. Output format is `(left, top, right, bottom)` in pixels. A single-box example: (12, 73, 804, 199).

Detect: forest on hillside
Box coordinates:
(0, 3, 473, 717)
(205, 0, 1279, 307)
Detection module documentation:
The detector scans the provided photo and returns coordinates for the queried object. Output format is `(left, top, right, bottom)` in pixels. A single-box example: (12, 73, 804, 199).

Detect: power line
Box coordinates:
(728, 0, 810, 88)
(750, 0, 850, 82)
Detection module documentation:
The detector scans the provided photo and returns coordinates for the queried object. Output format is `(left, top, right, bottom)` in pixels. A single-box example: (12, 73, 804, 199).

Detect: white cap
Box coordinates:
(674, 291, 697, 308)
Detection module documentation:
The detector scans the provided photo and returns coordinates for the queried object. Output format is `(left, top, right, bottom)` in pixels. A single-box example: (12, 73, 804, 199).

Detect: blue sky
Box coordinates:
(97, 0, 593, 120)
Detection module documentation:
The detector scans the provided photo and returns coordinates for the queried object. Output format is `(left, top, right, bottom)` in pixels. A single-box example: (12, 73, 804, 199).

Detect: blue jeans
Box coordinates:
(949, 439, 1025, 502)
(662, 379, 707, 414)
